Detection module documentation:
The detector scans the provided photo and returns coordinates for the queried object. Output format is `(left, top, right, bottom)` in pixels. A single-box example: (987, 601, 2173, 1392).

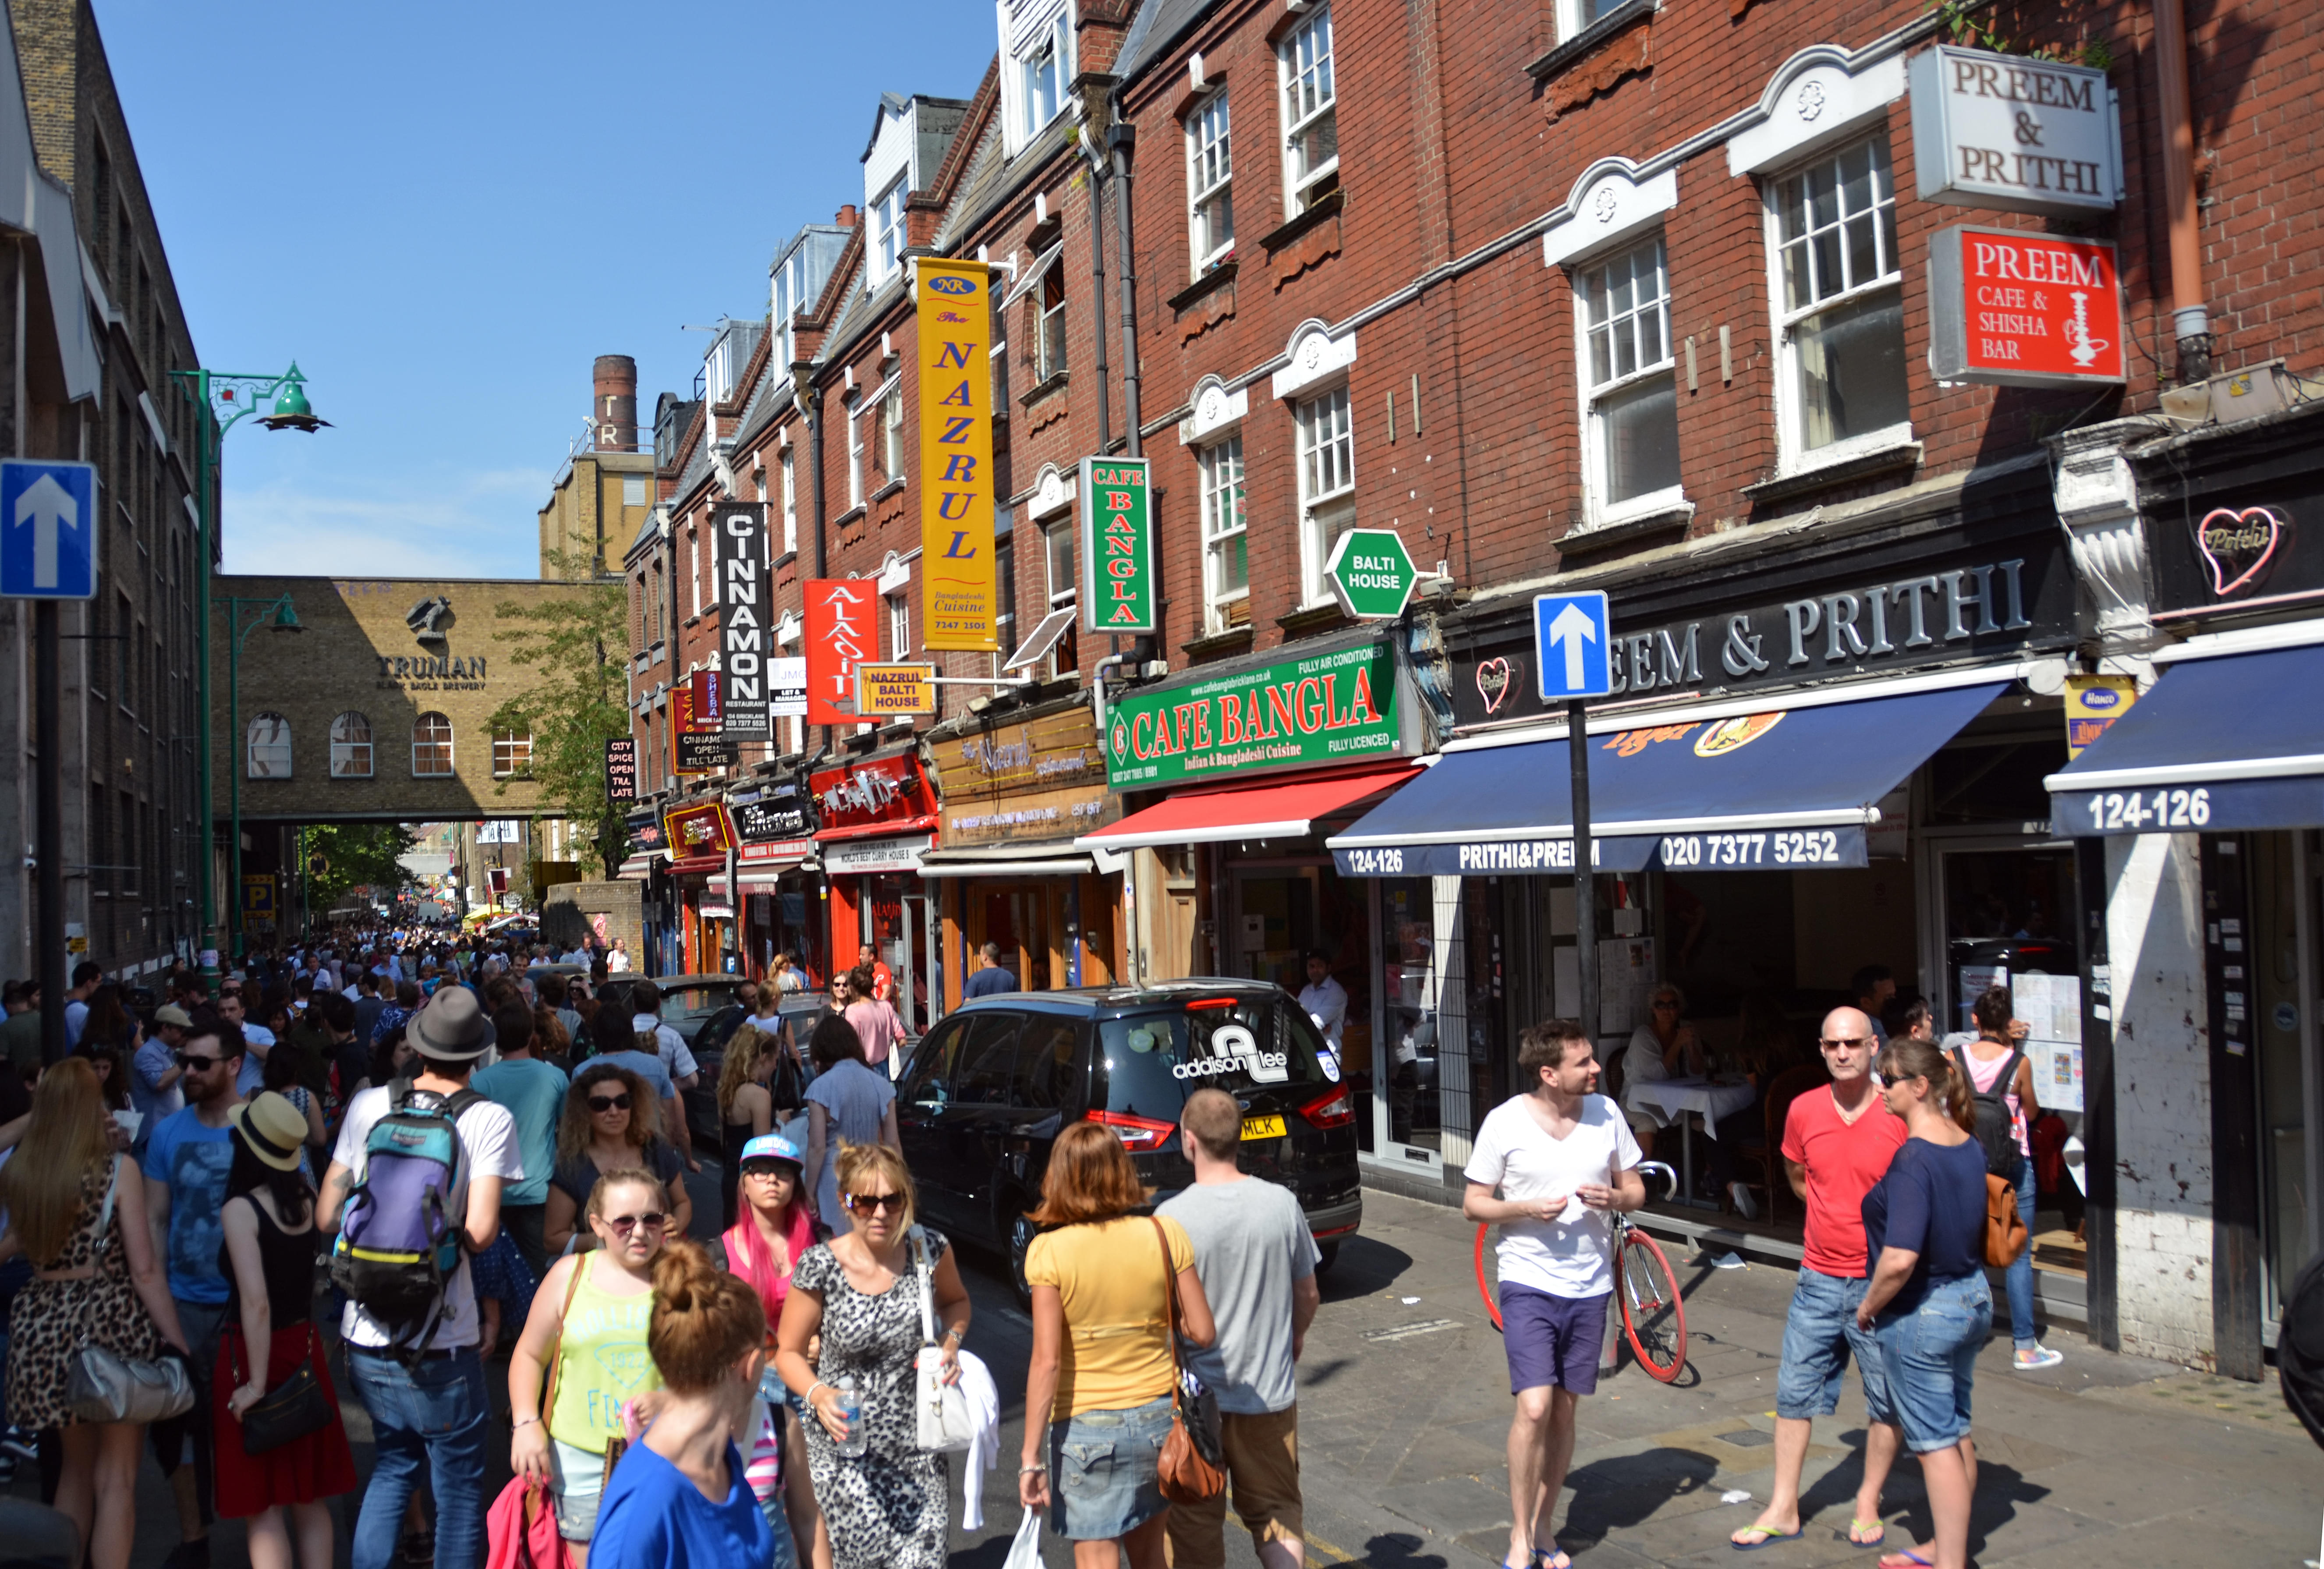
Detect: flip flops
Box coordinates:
(1731, 1525, 1805, 1550)
(1849, 1518, 1888, 1547)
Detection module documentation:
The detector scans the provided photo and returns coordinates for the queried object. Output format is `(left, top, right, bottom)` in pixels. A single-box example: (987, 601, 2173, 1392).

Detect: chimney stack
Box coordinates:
(592, 354, 638, 452)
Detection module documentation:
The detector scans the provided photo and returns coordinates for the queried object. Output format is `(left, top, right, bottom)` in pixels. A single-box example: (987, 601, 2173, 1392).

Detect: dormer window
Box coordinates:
(1022, 11, 1067, 140)
(873, 177, 908, 279)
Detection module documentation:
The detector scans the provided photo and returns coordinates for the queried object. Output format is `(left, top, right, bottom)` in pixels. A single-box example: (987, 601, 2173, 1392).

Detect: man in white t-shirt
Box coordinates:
(319, 986, 519, 1569)
(1463, 1018, 1644, 1569)
(627, 979, 701, 1170)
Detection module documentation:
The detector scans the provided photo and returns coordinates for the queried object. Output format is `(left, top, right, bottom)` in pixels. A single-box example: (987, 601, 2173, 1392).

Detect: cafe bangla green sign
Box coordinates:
(1079, 456, 1155, 634)
(1105, 639, 1406, 789)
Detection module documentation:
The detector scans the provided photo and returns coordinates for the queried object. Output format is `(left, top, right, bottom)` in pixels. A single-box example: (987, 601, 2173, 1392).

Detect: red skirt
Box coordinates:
(212, 1323, 358, 1518)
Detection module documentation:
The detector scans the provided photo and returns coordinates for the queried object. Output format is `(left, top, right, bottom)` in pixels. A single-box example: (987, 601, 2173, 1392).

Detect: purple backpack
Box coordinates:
(329, 1079, 485, 1357)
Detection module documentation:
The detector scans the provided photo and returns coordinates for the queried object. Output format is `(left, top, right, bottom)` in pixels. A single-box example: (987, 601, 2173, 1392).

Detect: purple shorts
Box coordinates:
(1500, 1284, 1610, 1396)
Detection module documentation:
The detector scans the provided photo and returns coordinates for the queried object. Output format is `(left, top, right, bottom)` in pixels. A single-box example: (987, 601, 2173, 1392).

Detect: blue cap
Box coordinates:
(738, 1133, 805, 1170)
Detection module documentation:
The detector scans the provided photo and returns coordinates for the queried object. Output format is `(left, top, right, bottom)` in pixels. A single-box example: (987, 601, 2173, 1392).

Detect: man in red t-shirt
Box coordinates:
(1731, 1007, 1909, 1551)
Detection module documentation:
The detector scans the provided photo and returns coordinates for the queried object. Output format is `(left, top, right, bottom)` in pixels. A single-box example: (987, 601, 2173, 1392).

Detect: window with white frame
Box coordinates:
(412, 712, 454, 778)
(1037, 261, 1067, 381)
(1575, 235, 1682, 517)
(622, 475, 647, 506)
(780, 448, 798, 554)
(1045, 517, 1075, 610)
(1296, 385, 1355, 605)
(1187, 92, 1234, 274)
(1279, 5, 1338, 216)
(773, 246, 808, 368)
(492, 728, 533, 779)
(1770, 135, 1909, 463)
(1199, 436, 1248, 632)
(846, 397, 866, 509)
(1555, 0, 1622, 41)
(1021, 10, 1067, 141)
(872, 177, 908, 280)
(688, 525, 703, 616)
(246, 712, 291, 779)
(888, 592, 910, 658)
(329, 711, 373, 779)
(881, 381, 905, 480)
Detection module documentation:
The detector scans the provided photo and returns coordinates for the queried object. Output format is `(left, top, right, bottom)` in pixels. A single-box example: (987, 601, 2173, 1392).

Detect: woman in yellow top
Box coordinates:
(1019, 1122, 1215, 1568)
(508, 1169, 671, 1564)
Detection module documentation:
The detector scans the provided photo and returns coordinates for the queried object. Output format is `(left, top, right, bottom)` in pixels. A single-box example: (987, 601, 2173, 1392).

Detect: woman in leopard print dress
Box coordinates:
(1, 1060, 189, 1569)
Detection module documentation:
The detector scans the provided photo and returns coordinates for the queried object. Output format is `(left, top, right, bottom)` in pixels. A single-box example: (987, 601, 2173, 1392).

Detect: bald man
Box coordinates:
(1730, 1008, 1910, 1551)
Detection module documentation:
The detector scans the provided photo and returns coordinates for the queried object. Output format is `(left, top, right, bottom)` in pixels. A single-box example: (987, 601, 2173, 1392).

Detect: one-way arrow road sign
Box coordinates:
(0, 460, 97, 600)
(1533, 590, 1612, 701)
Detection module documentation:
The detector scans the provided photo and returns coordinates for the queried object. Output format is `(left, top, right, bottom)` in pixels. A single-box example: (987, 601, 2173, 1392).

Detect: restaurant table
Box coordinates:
(1626, 1075, 1759, 1210)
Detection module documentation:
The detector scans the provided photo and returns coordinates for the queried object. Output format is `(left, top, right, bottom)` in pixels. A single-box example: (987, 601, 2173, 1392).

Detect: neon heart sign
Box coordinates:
(1475, 657, 1514, 713)
(2196, 505, 2286, 597)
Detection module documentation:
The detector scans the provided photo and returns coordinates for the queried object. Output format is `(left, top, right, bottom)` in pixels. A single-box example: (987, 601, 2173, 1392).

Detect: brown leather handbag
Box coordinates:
(1983, 1173, 2029, 1267)
(1148, 1218, 1225, 1504)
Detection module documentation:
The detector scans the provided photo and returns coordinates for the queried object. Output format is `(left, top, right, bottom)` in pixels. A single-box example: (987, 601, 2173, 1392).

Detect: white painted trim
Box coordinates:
(1541, 162, 1679, 269)
(2046, 754, 2324, 792)
(1181, 376, 1251, 444)
(1443, 657, 2045, 752)
(1271, 320, 1357, 400)
(1027, 463, 1077, 520)
(2151, 617, 2324, 664)
(1725, 45, 1906, 176)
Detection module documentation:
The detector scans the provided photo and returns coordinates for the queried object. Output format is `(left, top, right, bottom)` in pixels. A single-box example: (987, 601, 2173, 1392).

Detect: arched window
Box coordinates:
(492, 727, 533, 779)
(329, 711, 374, 778)
(412, 712, 454, 777)
(246, 713, 291, 779)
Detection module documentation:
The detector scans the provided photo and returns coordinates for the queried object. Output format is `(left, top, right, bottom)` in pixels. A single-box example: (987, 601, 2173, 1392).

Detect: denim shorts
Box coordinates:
(1874, 1273, 1992, 1453)
(1049, 1394, 1174, 1541)
(547, 1435, 611, 1541)
(1775, 1268, 1894, 1425)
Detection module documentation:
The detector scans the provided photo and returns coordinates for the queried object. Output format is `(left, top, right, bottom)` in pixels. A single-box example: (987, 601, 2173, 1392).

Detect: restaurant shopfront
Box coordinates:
(812, 747, 941, 1035)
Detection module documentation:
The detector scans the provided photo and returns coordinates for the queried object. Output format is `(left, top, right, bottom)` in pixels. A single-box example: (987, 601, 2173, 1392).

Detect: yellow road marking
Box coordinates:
(1304, 1531, 1355, 1563)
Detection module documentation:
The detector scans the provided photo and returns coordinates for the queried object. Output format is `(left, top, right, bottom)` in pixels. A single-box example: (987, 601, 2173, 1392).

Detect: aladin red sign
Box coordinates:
(804, 578, 876, 726)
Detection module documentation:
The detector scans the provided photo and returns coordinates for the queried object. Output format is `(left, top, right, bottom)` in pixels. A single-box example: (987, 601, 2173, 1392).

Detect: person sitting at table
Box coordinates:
(1619, 984, 1705, 1144)
(1704, 990, 1795, 1218)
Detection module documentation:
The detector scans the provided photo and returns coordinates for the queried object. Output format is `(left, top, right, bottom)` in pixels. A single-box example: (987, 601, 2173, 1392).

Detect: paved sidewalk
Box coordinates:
(16, 1179, 2323, 1567)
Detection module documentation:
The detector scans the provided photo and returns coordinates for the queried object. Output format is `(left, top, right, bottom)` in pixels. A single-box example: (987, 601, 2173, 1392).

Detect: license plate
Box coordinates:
(1240, 1115, 1287, 1141)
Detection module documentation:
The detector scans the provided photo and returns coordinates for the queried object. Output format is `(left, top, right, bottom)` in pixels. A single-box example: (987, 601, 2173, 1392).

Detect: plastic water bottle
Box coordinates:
(833, 1375, 866, 1458)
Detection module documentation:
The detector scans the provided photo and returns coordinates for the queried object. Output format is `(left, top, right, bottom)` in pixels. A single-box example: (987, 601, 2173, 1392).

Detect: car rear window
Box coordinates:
(1097, 996, 1330, 1121)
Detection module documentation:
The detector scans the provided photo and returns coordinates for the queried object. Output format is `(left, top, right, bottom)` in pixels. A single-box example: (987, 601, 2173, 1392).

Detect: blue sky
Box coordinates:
(92, 1, 996, 579)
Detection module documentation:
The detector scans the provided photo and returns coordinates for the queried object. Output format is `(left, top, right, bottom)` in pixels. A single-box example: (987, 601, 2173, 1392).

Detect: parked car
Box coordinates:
(681, 991, 825, 1157)
(893, 979, 1361, 1303)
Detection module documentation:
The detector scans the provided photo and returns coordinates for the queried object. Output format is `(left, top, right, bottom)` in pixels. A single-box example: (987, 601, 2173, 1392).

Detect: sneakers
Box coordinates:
(2013, 1344, 2064, 1371)
(0, 1424, 35, 1462)
(1728, 1181, 1760, 1221)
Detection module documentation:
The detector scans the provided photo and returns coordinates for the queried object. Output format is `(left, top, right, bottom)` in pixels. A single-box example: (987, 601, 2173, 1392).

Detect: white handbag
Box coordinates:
(910, 1227, 975, 1454)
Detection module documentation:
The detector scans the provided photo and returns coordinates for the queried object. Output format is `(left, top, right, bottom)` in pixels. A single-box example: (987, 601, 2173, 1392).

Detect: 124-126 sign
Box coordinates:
(1079, 456, 1155, 634)
(1928, 225, 2124, 386)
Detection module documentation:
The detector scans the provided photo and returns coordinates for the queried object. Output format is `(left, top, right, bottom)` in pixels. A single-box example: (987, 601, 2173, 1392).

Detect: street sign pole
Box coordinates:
(1569, 698, 1595, 1048)
(34, 601, 61, 1065)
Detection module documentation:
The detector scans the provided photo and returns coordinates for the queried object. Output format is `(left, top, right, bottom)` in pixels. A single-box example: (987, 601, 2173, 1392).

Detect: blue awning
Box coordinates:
(1329, 681, 2008, 875)
(2046, 645, 2324, 833)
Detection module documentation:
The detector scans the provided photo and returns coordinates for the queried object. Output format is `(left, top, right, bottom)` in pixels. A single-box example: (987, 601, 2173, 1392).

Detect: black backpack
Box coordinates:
(1950, 1045, 2024, 1178)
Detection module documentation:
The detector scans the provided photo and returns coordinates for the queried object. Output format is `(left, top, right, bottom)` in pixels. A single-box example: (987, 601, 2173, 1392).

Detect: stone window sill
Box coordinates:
(833, 505, 868, 529)
(1741, 441, 1923, 506)
(1258, 188, 1346, 255)
(1182, 624, 1256, 660)
(1166, 262, 1238, 314)
(872, 478, 906, 503)
(1020, 371, 1069, 409)
(1559, 503, 1695, 555)
(1277, 602, 1351, 638)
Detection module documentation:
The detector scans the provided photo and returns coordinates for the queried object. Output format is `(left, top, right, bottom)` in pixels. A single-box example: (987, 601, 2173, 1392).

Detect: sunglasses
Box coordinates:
(587, 1094, 632, 1113)
(843, 1191, 906, 1215)
(1820, 1036, 1875, 1051)
(174, 1052, 224, 1070)
(601, 1212, 667, 1235)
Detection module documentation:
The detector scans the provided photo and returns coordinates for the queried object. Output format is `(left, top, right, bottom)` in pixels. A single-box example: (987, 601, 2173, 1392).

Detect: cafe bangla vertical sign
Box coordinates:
(1078, 456, 1155, 634)
(916, 258, 997, 651)
(1105, 641, 1407, 789)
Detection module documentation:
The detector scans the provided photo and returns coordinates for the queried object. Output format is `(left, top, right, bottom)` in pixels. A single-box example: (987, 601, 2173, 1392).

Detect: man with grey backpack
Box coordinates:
(320, 987, 520, 1569)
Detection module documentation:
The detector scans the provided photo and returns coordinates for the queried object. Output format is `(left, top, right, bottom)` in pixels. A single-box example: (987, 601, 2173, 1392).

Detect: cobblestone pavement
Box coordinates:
(20, 1173, 2324, 1566)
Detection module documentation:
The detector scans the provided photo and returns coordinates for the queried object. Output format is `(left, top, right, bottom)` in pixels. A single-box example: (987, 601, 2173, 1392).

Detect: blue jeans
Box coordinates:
(1873, 1274, 1992, 1454)
(1774, 1268, 1895, 1424)
(347, 1349, 489, 1569)
(2002, 1153, 2038, 1349)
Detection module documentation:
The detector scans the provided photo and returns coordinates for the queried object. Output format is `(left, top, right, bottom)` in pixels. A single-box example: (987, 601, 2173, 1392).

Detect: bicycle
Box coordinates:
(1473, 1159, 1689, 1382)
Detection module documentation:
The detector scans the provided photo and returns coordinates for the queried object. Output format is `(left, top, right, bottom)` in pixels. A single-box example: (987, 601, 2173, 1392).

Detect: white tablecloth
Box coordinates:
(1627, 1076, 1758, 1137)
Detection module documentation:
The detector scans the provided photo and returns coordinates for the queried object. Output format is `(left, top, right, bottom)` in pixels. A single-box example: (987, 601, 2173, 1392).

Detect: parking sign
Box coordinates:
(0, 460, 98, 599)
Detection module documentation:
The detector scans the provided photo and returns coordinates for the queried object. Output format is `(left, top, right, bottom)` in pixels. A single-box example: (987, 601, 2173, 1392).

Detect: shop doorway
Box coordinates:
(1233, 866, 1322, 991)
(863, 878, 937, 1036)
(979, 884, 1056, 993)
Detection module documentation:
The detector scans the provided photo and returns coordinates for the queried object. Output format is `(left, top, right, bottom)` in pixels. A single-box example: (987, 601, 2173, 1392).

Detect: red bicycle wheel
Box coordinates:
(1474, 1222, 1503, 1330)
(1617, 1227, 1688, 1381)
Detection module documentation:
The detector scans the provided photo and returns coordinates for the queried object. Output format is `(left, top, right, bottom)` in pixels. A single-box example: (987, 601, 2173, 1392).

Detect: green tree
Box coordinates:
(488, 551, 632, 877)
(305, 823, 418, 910)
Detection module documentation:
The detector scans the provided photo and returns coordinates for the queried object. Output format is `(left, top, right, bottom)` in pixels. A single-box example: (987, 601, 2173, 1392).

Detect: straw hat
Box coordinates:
(230, 1093, 309, 1172)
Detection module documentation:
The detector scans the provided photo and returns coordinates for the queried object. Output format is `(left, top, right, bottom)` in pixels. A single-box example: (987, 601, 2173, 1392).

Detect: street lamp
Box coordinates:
(220, 592, 302, 959)
(168, 362, 329, 995)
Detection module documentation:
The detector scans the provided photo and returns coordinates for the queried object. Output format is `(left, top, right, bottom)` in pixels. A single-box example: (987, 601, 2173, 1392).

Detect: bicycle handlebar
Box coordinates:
(1632, 1161, 1679, 1199)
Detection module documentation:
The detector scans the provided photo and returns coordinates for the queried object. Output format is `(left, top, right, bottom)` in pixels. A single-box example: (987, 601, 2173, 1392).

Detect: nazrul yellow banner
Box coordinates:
(916, 258, 997, 651)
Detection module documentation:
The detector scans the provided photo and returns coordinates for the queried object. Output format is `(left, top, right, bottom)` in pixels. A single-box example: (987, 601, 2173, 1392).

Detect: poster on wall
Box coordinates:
(2012, 972, 2084, 1113)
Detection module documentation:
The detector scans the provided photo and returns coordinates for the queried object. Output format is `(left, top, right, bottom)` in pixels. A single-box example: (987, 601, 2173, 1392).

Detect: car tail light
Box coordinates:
(1088, 1109, 1175, 1152)
(1299, 1087, 1354, 1130)
(1186, 997, 1236, 1010)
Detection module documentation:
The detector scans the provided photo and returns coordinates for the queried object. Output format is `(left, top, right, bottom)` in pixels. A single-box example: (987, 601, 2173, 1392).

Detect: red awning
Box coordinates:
(1077, 761, 1421, 850)
(666, 855, 726, 875)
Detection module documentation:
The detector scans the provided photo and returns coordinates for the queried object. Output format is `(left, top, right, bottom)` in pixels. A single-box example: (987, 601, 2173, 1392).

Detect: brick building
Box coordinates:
(604, 0, 2324, 1373)
(538, 354, 657, 580)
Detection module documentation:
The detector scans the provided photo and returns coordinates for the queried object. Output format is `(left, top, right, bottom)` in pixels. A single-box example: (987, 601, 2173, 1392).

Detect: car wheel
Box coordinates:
(1314, 1240, 1341, 1275)
(1008, 1207, 1038, 1310)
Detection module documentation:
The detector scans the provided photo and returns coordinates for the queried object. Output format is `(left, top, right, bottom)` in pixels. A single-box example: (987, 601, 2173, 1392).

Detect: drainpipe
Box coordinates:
(1108, 123, 1142, 458)
(795, 371, 828, 750)
(2154, 0, 2210, 382)
(1085, 135, 1113, 457)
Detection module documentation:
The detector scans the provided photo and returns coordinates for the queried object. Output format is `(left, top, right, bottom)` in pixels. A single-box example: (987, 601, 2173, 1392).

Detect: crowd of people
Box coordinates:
(0, 923, 1330, 1569)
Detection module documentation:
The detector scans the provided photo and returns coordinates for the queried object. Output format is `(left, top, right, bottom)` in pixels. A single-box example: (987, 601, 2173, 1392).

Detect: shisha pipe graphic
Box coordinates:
(2065, 289, 2110, 368)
